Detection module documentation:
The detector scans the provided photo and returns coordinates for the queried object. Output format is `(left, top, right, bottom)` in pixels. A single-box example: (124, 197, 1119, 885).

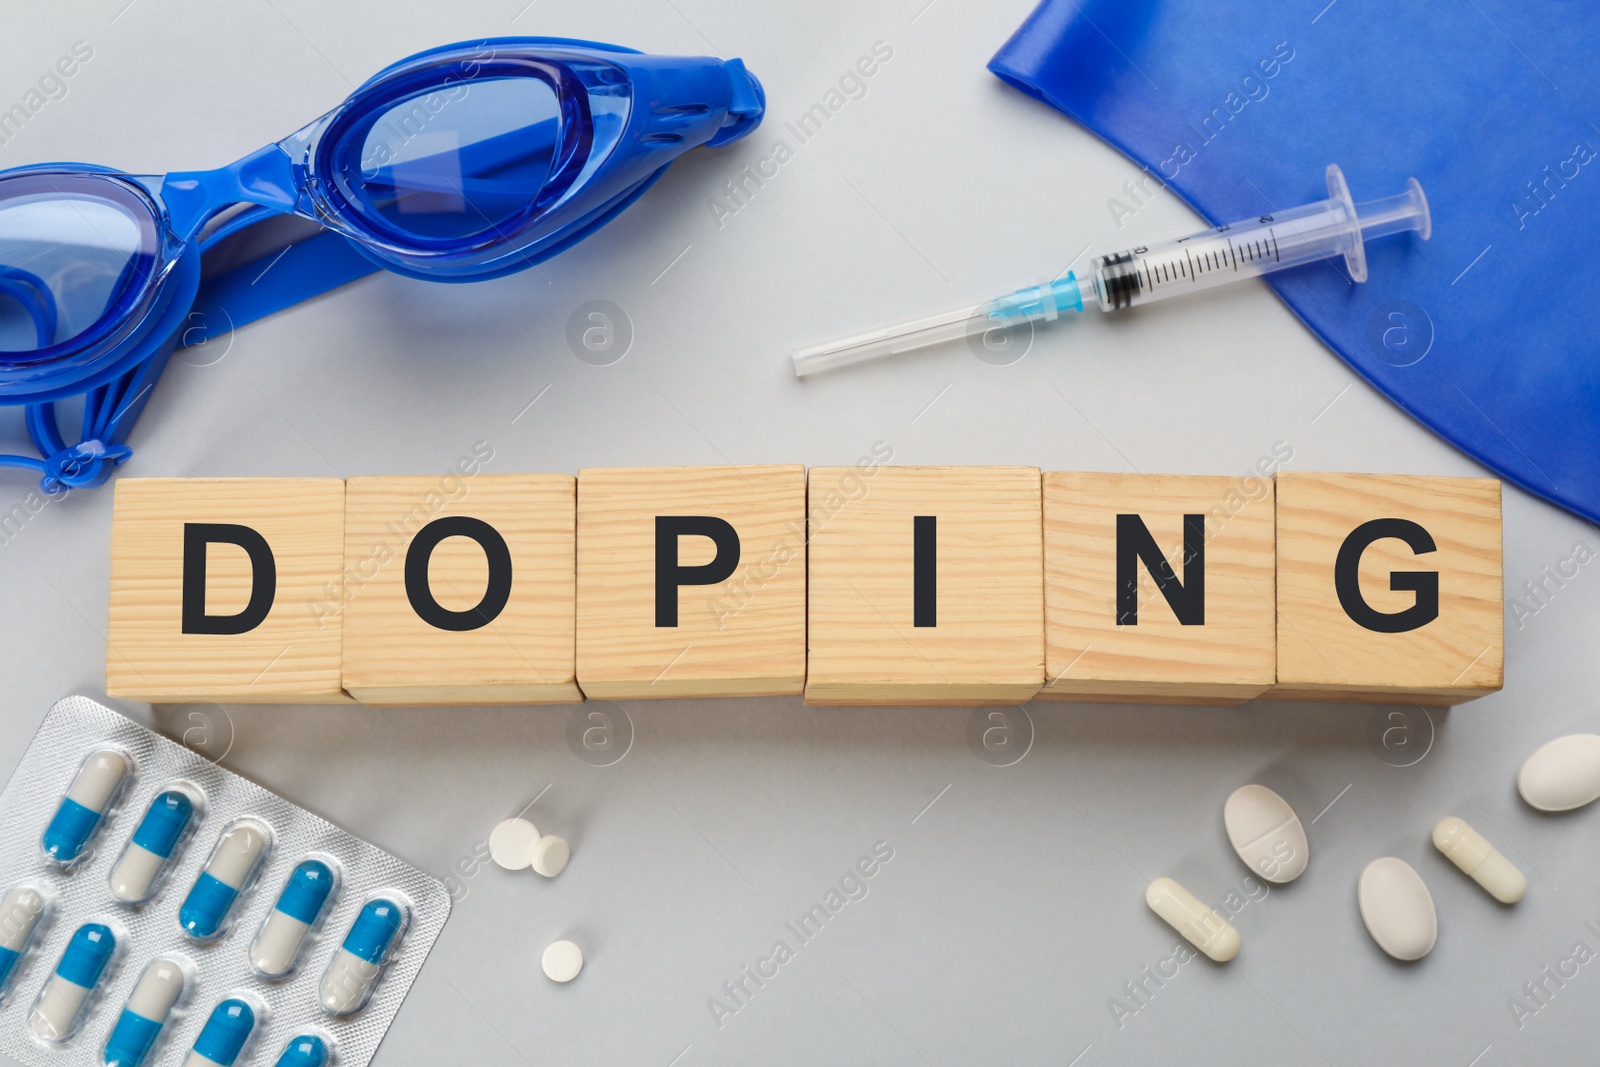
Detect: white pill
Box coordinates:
(1223, 785, 1308, 884)
(531, 835, 570, 878)
(1433, 816, 1527, 904)
(1358, 857, 1437, 961)
(1518, 734, 1600, 811)
(1144, 877, 1239, 962)
(489, 818, 540, 871)
(541, 940, 583, 982)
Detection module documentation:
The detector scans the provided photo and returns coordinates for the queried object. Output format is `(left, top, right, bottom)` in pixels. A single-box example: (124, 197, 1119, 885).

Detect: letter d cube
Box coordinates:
(1272, 472, 1502, 704)
(107, 478, 350, 703)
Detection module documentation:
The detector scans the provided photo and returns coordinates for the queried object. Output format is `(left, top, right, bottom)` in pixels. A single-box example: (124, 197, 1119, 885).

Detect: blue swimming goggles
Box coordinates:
(0, 37, 763, 492)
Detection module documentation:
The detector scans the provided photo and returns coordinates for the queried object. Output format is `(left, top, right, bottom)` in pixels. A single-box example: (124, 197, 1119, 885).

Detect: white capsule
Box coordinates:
(110, 789, 197, 905)
(1145, 877, 1240, 962)
(1518, 734, 1600, 811)
(32, 977, 91, 1042)
(67, 749, 130, 811)
(31, 922, 117, 1043)
(251, 860, 337, 979)
(0, 886, 46, 1002)
(43, 748, 131, 865)
(319, 899, 405, 1016)
(205, 824, 268, 888)
(180, 821, 271, 941)
(1223, 785, 1308, 884)
(253, 915, 309, 980)
(0, 886, 46, 953)
(320, 952, 380, 1015)
(1358, 857, 1437, 961)
(541, 940, 583, 983)
(489, 819, 540, 871)
(531, 835, 570, 878)
(105, 957, 188, 1067)
(1433, 817, 1527, 904)
(125, 957, 186, 1021)
(111, 848, 165, 905)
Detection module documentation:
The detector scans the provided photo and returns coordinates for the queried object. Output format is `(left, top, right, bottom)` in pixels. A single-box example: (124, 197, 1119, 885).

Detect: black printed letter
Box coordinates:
(656, 516, 740, 627)
(182, 522, 275, 635)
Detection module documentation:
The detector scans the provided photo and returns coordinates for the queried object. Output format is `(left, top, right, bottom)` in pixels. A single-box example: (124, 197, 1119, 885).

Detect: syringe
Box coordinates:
(791, 164, 1430, 377)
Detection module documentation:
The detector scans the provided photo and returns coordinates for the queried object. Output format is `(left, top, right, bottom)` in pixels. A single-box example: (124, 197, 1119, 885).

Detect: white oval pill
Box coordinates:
(1358, 857, 1437, 961)
(489, 819, 540, 871)
(1144, 877, 1239, 962)
(541, 940, 583, 983)
(531, 836, 569, 878)
(1518, 734, 1600, 811)
(1223, 785, 1308, 884)
(1433, 817, 1527, 904)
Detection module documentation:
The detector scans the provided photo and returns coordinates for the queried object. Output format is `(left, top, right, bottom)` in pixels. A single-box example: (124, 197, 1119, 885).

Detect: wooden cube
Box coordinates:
(341, 475, 579, 705)
(805, 466, 1043, 705)
(1271, 472, 1502, 704)
(107, 478, 350, 703)
(1040, 472, 1276, 704)
(576, 466, 806, 698)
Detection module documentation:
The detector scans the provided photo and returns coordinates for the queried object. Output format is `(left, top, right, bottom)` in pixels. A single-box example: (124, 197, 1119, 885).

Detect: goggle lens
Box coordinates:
(0, 179, 158, 358)
(334, 76, 565, 244)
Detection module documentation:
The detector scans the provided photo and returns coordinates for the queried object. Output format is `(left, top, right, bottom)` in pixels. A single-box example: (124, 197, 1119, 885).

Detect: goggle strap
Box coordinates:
(182, 227, 381, 349)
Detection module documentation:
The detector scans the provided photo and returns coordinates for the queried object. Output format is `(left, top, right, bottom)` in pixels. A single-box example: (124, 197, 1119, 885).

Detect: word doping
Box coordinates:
(103, 467, 1504, 708)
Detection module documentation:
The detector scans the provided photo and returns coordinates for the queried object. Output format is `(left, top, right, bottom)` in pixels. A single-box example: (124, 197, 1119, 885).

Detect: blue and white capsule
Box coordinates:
(42, 747, 131, 866)
(103, 956, 187, 1067)
(181, 997, 258, 1067)
(179, 820, 271, 941)
(111, 789, 197, 905)
(319, 898, 408, 1016)
(251, 858, 338, 978)
(0, 885, 48, 1001)
(272, 1033, 330, 1067)
(30, 922, 117, 1043)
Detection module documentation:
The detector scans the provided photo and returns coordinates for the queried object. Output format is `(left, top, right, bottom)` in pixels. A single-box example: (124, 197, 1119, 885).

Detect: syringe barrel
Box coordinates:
(1090, 165, 1429, 310)
(1091, 195, 1357, 311)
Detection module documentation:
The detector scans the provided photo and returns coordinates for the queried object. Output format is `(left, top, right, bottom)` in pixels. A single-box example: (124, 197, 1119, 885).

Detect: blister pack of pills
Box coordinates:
(0, 697, 450, 1067)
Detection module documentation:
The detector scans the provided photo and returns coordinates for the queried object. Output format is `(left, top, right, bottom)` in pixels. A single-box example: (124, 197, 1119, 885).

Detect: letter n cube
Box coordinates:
(1040, 472, 1276, 703)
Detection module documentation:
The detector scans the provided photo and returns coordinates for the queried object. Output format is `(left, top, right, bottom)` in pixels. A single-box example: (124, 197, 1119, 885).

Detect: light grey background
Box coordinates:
(2, 1, 1596, 1065)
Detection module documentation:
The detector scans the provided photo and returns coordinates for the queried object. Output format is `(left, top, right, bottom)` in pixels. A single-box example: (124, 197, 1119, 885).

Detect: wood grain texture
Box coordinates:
(1271, 472, 1502, 704)
(107, 478, 351, 703)
(804, 466, 1043, 705)
(1040, 472, 1276, 704)
(341, 474, 579, 705)
(576, 465, 806, 699)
